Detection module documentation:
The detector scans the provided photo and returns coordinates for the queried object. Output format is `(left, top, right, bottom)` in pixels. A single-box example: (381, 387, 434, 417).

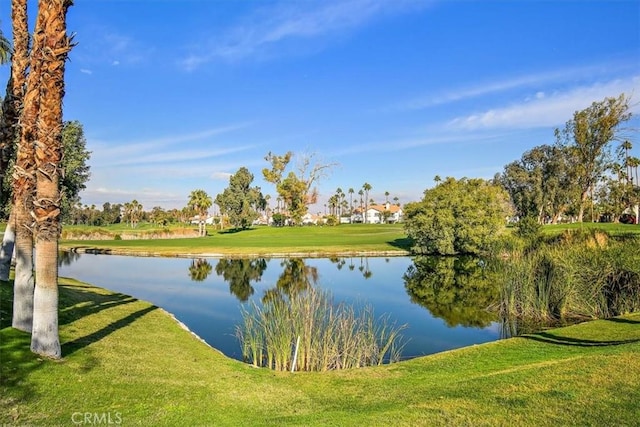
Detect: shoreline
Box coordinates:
(61, 246, 412, 259)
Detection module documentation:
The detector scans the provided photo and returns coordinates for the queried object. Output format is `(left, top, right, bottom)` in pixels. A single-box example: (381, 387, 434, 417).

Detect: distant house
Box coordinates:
(190, 214, 215, 225)
(353, 202, 403, 224)
(302, 213, 324, 225)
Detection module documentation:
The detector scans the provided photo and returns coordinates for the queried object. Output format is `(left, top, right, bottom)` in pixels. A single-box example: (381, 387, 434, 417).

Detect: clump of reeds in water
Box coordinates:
(236, 286, 407, 371)
(498, 236, 640, 326)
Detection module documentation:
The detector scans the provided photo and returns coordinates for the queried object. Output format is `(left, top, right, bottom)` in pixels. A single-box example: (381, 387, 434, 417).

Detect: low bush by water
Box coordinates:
(237, 286, 407, 371)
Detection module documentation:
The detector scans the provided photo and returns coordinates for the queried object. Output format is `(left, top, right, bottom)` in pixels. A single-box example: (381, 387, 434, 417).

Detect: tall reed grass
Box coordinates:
(498, 232, 640, 325)
(236, 286, 407, 371)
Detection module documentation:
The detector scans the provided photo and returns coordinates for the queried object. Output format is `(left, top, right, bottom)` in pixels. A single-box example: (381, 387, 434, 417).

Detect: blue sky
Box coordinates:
(2, 0, 639, 212)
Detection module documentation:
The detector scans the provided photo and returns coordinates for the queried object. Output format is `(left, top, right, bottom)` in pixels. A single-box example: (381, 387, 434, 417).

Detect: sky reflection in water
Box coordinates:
(59, 253, 502, 361)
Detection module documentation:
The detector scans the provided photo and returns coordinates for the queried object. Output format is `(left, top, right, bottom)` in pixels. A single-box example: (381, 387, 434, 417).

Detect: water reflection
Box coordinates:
(403, 256, 500, 328)
(58, 252, 504, 360)
(264, 258, 319, 303)
(59, 250, 81, 266)
(188, 258, 213, 282)
(329, 256, 374, 279)
(214, 258, 267, 302)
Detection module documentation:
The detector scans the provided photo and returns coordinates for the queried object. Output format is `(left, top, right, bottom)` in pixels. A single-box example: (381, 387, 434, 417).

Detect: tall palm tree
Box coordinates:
(620, 140, 633, 182)
(11, 0, 37, 332)
(188, 189, 212, 236)
(0, 0, 29, 283)
(31, 0, 73, 359)
(362, 182, 372, 224)
(335, 187, 343, 218)
(347, 187, 354, 220)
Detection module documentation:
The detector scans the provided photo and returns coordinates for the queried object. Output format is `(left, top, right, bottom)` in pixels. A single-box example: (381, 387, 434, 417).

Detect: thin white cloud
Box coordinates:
(79, 68, 92, 75)
(449, 76, 640, 131)
(89, 123, 254, 166)
(180, 0, 430, 70)
(109, 145, 256, 167)
(211, 171, 233, 181)
(330, 130, 515, 157)
(72, 26, 151, 67)
(393, 60, 639, 111)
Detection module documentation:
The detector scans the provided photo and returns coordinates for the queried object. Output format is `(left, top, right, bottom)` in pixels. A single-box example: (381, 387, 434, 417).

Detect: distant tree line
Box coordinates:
(405, 93, 638, 256)
(500, 94, 638, 224)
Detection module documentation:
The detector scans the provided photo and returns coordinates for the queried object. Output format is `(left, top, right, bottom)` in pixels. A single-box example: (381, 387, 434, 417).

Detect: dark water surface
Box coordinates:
(59, 253, 502, 361)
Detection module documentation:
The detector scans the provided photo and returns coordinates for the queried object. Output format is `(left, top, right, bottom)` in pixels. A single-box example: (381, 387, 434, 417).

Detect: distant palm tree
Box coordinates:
(384, 191, 390, 204)
(31, 0, 74, 359)
(348, 187, 354, 219)
(620, 140, 633, 182)
(335, 187, 343, 217)
(188, 189, 212, 236)
(362, 182, 372, 224)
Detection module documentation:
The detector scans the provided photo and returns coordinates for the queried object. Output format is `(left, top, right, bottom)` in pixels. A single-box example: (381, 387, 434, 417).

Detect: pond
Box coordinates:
(58, 253, 504, 361)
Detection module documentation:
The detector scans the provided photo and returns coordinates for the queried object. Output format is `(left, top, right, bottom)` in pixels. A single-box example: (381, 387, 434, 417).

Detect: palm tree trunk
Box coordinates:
(0, 0, 29, 281)
(10, 0, 37, 332)
(0, 209, 16, 281)
(31, 0, 73, 359)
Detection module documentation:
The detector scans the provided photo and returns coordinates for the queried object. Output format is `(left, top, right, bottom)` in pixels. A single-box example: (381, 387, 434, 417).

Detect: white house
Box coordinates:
(353, 203, 403, 224)
(302, 213, 324, 225)
(190, 214, 215, 225)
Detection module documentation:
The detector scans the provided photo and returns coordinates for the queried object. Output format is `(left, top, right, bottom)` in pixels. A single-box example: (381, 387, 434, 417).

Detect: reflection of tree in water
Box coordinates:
(58, 250, 81, 266)
(329, 257, 346, 270)
(404, 256, 500, 328)
(189, 258, 213, 282)
(263, 258, 318, 303)
(215, 258, 267, 302)
(359, 257, 373, 279)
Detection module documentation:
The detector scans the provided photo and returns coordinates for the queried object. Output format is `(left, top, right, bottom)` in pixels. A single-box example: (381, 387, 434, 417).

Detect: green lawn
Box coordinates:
(59, 224, 412, 257)
(1, 278, 639, 426)
(541, 221, 640, 235)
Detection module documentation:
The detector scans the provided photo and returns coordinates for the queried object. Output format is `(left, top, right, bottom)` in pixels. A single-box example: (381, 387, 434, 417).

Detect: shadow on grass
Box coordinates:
(1, 278, 157, 403)
(388, 237, 413, 251)
(216, 227, 257, 235)
(605, 317, 640, 325)
(523, 331, 640, 347)
(62, 305, 157, 357)
(58, 282, 138, 326)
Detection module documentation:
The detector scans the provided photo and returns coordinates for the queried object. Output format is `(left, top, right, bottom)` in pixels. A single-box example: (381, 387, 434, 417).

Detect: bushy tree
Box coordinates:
(1, 120, 91, 220)
(262, 151, 335, 225)
(501, 144, 577, 223)
(215, 167, 264, 230)
(555, 94, 632, 222)
(59, 120, 91, 222)
(404, 177, 511, 255)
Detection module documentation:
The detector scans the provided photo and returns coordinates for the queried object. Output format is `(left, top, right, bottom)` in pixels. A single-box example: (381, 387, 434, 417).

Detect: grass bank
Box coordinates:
(541, 222, 640, 236)
(1, 278, 639, 426)
(59, 224, 412, 257)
